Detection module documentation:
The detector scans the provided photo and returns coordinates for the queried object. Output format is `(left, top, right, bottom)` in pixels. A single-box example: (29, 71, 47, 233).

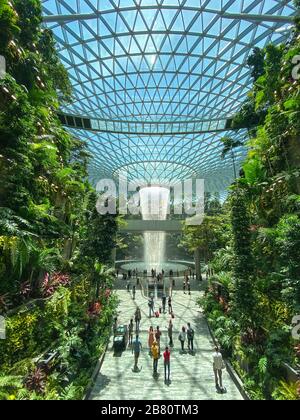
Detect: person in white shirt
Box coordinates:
(178, 326, 186, 352)
(213, 346, 224, 390)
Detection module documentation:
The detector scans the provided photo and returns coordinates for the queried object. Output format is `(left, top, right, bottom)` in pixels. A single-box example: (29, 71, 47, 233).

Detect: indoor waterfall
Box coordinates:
(139, 187, 170, 270)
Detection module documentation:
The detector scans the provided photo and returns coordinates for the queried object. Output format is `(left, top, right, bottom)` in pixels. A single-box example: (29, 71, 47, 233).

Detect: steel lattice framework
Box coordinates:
(42, 0, 296, 191)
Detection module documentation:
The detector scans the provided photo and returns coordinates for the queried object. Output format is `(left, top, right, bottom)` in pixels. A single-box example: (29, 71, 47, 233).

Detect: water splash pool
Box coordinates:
(119, 261, 193, 274)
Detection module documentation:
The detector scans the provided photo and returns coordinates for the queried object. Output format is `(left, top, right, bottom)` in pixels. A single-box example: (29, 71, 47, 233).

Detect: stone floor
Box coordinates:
(89, 284, 243, 401)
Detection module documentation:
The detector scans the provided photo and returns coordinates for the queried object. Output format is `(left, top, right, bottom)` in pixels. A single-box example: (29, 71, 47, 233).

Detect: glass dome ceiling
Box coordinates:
(42, 0, 296, 191)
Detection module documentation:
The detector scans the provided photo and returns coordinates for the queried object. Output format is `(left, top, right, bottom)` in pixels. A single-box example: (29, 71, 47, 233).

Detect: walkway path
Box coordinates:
(89, 286, 243, 400)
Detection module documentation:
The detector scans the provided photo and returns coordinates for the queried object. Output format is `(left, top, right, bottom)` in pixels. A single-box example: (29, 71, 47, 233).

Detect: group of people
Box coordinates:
(148, 294, 173, 318)
(127, 281, 138, 299)
(123, 274, 226, 392)
(130, 332, 226, 390)
(178, 323, 195, 352)
(129, 318, 197, 383)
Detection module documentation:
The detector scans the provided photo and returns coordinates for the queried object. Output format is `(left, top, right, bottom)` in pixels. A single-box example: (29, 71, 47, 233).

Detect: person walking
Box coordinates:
(132, 335, 142, 371)
(148, 295, 154, 318)
(168, 319, 173, 347)
(162, 293, 167, 313)
(213, 347, 225, 391)
(113, 317, 118, 336)
(151, 340, 159, 376)
(135, 307, 141, 333)
(187, 280, 191, 295)
(168, 296, 173, 314)
(128, 318, 134, 346)
(163, 346, 171, 384)
(127, 279, 130, 292)
(132, 284, 136, 300)
(183, 278, 186, 294)
(155, 326, 162, 355)
(187, 322, 195, 352)
(178, 326, 186, 352)
(148, 326, 155, 353)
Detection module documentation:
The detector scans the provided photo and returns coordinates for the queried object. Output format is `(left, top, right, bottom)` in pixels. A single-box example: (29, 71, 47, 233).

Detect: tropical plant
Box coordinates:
(24, 368, 47, 394)
(220, 137, 244, 179)
(93, 261, 114, 300)
(272, 380, 300, 401)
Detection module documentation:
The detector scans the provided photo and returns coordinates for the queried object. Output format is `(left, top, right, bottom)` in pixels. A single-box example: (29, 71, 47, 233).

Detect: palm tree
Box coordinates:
(220, 137, 243, 180)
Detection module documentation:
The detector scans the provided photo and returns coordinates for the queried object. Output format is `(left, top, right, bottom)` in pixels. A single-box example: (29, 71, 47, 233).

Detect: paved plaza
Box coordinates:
(89, 282, 243, 401)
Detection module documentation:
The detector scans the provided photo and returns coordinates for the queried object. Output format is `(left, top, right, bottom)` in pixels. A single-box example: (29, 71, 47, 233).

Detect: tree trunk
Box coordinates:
(194, 248, 202, 281)
(232, 148, 237, 179)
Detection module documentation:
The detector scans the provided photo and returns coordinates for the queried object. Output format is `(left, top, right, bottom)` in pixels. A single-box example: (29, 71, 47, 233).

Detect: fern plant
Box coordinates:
(0, 374, 23, 400)
(59, 383, 84, 400)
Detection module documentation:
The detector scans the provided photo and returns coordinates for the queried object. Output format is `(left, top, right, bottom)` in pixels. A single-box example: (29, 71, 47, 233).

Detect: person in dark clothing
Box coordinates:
(148, 296, 155, 318)
(168, 319, 173, 347)
(187, 322, 195, 352)
(155, 326, 162, 355)
(162, 294, 167, 313)
(168, 296, 173, 314)
(113, 317, 118, 336)
(132, 285, 136, 300)
(135, 307, 141, 333)
(128, 319, 134, 346)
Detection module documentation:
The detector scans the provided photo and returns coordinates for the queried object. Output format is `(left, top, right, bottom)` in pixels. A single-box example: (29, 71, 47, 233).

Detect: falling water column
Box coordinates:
(139, 187, 170, 270)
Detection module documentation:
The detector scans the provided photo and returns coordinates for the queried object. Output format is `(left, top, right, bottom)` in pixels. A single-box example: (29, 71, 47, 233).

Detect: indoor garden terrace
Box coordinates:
(0, 0, 299, 402)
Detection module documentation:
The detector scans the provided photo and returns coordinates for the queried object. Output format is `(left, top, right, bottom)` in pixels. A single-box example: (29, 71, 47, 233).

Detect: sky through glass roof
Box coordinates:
(42, 0, 296, 191)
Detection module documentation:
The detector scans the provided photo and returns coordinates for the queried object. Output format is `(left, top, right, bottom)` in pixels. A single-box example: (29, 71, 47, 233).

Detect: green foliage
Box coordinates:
(220, 137, 244, 179)
(230, 190, 257, 326)
(242, 158, 265, 186)
(80, 192, 119, 266)
(0, 310, 41, 365)
(0, 374, 24, 400)
(0, 0, 90, 301)
(247, 47, 265, 82)
(181, 214, 229, 262)
(231, 96, 266, 132)
(220, 137, 243, 160)
(272, 380, 300, 401)
(0, 1, 19, 50)
(0, 2, 119, 400)
(276, 215, 300, 311)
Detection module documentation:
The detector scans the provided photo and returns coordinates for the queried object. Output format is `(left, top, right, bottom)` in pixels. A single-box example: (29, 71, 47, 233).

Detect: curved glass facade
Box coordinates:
(42, 0, 296, 189)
